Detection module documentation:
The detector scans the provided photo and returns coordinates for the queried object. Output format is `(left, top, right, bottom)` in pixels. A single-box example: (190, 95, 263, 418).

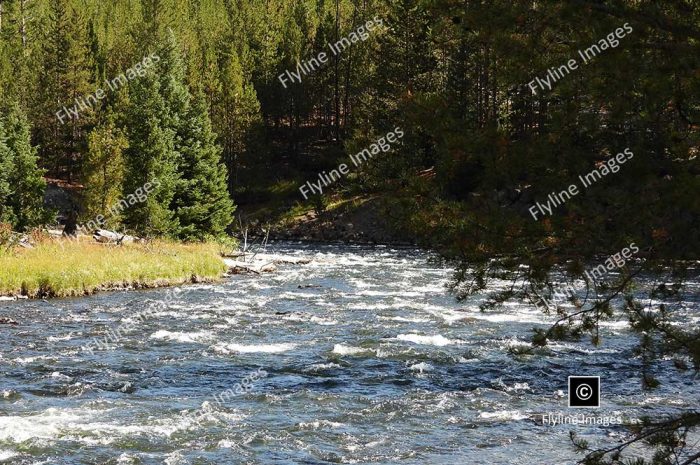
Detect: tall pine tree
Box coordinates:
(34, 0, 94, 181)
(0, 0, 36, 107)
(212, 49, 262, 191)
(2, 102, 48, 230)
(81, 110, 128, 228)
(120, 63, 179, 237)
(0, 117, 13, 224)
(173, 91, 235, 240)
(155, 32, 235, 240)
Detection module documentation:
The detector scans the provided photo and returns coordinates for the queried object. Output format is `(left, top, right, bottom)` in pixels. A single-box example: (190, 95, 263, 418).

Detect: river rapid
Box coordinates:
(1, 242, 698, 464)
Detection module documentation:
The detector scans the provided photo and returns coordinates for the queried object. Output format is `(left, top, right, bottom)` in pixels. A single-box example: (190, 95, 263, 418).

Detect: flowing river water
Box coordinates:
(1, 243, 698, 464)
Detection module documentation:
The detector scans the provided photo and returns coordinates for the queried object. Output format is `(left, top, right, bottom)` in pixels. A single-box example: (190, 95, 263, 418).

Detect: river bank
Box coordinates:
(241, 193, 420, 246)
(0, 238, 227, 299)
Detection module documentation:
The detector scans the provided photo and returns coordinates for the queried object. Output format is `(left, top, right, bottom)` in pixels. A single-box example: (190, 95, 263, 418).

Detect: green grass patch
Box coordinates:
(0, 239, 227, 298)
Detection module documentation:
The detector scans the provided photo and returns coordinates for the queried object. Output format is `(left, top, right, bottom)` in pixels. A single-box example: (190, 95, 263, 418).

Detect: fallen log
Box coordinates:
(260, 263, 277, 273)
(93, 229, 120, 242)
(93, 229, 137, 244)
(228, 264, 260, 275)
(273, 258, 312, 265)
(221, 251, 246, 258)
(224, 259, 278, 274)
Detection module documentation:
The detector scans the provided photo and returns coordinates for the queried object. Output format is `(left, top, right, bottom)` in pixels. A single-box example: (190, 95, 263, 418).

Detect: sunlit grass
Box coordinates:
(268, 178, 301, 196)
(325, 194, 374, 212)
(280, 202, 311, 222)
(0, 239, 227, 298)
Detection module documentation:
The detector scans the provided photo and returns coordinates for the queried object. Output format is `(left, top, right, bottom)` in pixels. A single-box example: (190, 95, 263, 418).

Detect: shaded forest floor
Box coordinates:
(231, 134, 420, 245)
(242, 192, 416, 245)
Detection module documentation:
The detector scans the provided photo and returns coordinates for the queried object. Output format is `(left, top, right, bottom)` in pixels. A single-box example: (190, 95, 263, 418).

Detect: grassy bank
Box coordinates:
(0, 239, 228, 298)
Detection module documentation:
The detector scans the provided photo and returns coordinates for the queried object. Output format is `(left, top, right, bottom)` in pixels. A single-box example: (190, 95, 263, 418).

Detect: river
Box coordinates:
(1, 242, 698, 464)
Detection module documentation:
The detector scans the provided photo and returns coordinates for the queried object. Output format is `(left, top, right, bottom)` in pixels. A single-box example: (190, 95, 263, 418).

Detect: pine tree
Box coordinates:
(3, 102, 48, 230)
(154, 29, 190, 136)
(139, 0, 175, 46)
(81, 112, 128, 228)
(0, 118, 14, 224)
(173, 91, 235, 240)
(34, 0, 95, 181)
(120, 65, 179, 237)
(148, 31, 236, 240)
(0, 0, 36, 107)
(212, 49, 262, 191)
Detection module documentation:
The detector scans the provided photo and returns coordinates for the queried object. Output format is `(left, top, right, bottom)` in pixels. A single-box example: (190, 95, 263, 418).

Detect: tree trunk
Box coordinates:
(343, 6, 358, 131)
(334, 0, 341, 142)
(20, 0, 28, 48)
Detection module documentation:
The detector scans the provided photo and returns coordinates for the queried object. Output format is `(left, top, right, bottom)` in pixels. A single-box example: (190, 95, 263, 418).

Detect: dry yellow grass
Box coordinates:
(0, 238, 227, 298)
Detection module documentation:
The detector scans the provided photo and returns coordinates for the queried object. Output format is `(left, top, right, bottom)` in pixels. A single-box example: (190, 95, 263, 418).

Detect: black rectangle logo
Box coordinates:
(568, 376, 600, 408)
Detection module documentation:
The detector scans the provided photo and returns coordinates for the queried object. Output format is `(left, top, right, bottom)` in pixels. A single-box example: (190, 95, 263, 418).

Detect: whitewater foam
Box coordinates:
(332, 344, 373, 356)
(0, 450, 18, 461)
(408, 362, 433, 374)
(214, 342, 297, 354)
(395, 334, 458, 347)
(297, 419, 344, 429)
(478, 410, 529, 421)
(150, 330, 213, 343)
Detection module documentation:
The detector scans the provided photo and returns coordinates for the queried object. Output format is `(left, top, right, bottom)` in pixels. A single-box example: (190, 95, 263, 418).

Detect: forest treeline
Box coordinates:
(1, 1, 699, 462)
(0, 0, 696, 252)
(0, 0, 399, 239)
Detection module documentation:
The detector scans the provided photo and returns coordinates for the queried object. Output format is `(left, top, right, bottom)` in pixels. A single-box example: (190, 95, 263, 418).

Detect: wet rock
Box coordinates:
(97, 382, 137, 394)
(118, 382, 136, 393)
(1, 389, 21, 400)
(0, 317, 19, 325)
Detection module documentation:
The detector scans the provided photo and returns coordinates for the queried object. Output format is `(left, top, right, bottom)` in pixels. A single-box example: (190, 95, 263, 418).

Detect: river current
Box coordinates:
(1, 243, 698, 464)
